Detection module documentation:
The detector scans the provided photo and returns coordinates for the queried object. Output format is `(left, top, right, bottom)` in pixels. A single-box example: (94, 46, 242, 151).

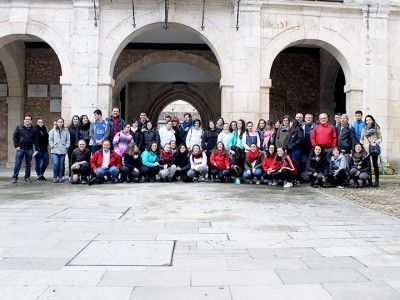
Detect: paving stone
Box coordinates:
(323, 282, 400, 300)
(386, 281, 400, 293)
(230, 284, 333, 300)
(191, 270, 282, 286)
(131, 286, 232, 300)
(301, 257, 366, 269)
(156, 233, 228, 241)
(98, 270, 190, 286)
(354, 255, 400, 267)
(248, 247, 322, 258)
(357, 267, 400, 281)
(225, 257, 308, 270)
(37, 286, 133, 300)
(68, 241, 175, 266)
(0, 258, 68, 270)
(314, 246, 387, 257)
(275, 268, 369, 284)
(0, 285, 49, 300)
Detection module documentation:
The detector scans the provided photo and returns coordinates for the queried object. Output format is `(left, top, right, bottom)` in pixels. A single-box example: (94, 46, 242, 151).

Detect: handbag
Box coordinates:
(369, 144, 381, 155)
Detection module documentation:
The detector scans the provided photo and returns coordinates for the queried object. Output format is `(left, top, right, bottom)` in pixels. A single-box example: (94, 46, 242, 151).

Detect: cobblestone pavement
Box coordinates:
(320, 176, 400, 219)
(0, 176, 400, 300)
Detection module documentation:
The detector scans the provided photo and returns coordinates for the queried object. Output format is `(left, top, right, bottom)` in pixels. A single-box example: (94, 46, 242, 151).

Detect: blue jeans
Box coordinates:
(52, 154, 65, 179)
(242, 168, 263, 180)
(35, 151, 49, 176)
(288, 149, 302, 178)
(96, 166, 119, 181)
(12, 149, 33, 179)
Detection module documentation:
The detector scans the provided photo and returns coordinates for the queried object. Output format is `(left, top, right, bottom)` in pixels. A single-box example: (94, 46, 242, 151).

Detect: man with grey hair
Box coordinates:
(337, 114, 357, 158)
(295, 113, 304, 126)
(311, 113, 337, 158)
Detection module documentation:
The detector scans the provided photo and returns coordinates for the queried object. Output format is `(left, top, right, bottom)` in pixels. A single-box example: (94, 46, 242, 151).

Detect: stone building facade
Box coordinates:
(0, 0, 399, 166)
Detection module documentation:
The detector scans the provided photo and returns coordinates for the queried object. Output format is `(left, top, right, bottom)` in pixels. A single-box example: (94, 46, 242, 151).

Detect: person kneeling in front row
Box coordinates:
(90, 140, 121, 184)
(187, 144, 208, 182)
(70, 140, 91, 184)
(349, 143, 371, 188)
(326, 146, 348, 189)
(306, 145, 328, 188)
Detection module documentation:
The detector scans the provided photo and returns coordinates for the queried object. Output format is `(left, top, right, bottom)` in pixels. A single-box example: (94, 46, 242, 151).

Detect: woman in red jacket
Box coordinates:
(209, 142, 230, 182)
(272, 147, 297, 188)
(262, 144, 278, 185)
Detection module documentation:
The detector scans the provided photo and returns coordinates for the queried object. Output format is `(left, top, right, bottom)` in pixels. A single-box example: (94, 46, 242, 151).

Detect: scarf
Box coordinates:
(364, 125, 377, 138)
(160, 150, 173, 163)
(247, 149, 260, 164)
(192, 151, 202, 159)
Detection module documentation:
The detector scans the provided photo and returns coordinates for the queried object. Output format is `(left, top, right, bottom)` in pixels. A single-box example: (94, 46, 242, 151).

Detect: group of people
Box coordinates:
(12, 107, 382, 188)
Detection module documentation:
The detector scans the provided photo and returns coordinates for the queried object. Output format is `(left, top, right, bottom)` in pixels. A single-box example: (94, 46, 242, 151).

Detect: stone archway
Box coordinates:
(145, 83, 217, 124)
(113, 50, 220, 99)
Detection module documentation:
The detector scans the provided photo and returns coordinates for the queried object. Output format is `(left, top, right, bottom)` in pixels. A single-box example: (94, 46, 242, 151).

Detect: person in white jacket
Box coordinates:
(159, 121, 176, 148)
(185, 119, 203, 150)
(187, 144, 208, 182)
(217, 123, 231, 148)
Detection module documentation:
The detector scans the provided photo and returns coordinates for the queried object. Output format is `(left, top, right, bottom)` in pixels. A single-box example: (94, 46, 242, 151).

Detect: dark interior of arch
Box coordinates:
(269, 46, 346, 122)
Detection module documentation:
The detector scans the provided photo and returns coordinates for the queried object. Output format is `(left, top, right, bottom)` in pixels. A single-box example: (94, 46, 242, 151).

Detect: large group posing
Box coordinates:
(12, 107, 382, 188)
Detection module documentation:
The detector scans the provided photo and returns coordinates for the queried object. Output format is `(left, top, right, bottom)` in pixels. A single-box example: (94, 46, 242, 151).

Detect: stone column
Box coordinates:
(6, 96, 24, 167)
(220, 84, 234, 121)
(362, 6, 389, 161)
(260, 79, 271, 120)
(232, 0, 262, 122)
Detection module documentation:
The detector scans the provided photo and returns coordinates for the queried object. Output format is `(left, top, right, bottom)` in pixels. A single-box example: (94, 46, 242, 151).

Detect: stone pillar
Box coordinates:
(345, 86, 363, 120)
(232, 0, 262, 122)
(260, 79, 271, 120)
(6, 96, 24, 167)
(220, 84, 234, 121)
(362, 6, 389, 161)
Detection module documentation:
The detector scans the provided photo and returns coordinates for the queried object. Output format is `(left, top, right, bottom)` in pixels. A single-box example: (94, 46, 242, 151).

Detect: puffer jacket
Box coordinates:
(186, 128, 203, 150)
(284, 126, 304, 152)
(210, 150, 230, 170)
(49, 128, 70, 155)
(141, 129, 160, 152)
(306, 154, 328, 175)
(349, 153, 371, 174)
(329, 153, 347, 176)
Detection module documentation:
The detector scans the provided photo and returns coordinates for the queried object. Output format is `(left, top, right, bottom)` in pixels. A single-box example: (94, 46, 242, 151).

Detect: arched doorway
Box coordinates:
(269, 46, 347, 121)
(0, 37, 65, 166)
(157, 100, 200, 128)
(111, 24, 221, 125)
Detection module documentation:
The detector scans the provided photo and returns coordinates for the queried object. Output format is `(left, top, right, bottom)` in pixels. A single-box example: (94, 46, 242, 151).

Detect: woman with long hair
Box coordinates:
(187, 144, 208, 182)
(262, 144, 278, 185)
(158, 143, 177, 182)
(349, 143, 371, 188)
(113, 123, 134, 156)
(67, 115, 81, 177)
(209, 141, 230, 182)
(242, 144, 264, 184)
(284, 119, 304, 179)
(306, 145, 328, 188)
(186, 119, 203, 150)
(140, 142, 159, 182)
(49, 118, 70, 183)
(326, 146, 348, 188)
(120, 143, 141, 183)
(261, 120, 275, 151)
(142, 121, 160, 152)
(79, 115, 91, 150)
(242, 121, 261, 151)
(173, 144, 191, 182)
(271, 147, 297, 188)
(361, 115, 382, 187)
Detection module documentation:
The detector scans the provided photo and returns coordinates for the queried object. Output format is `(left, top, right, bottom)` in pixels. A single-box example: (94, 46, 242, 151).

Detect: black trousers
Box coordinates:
(271, 169, 295, 182)
(371, 153, 379, 182)
(71, 163, 90, 177)
(326, 169, 347, 186)
(140, 166, 159, 178)
(120, 166, 140, 182)
(210, 168, 229, 180)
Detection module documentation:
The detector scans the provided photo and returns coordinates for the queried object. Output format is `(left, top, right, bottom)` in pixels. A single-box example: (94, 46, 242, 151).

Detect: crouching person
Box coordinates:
(229, 146, 244, 185)
(90, 140, 121, 184)
(140, 142, 159, 182)
(158, 143, 177, 182)
(173, 144, 191, 182)
(326, 146, 348, 188)
(120, 144, 141, 183)
(209, 142, 230, 182)
(187, 144, 208, 182)
(243, 144, 263, 184)
(70, 140, 91, 184)
(349, 143, 371, 188)
(306, 145, 328, 188)
(262, 144, 278, 185)
(272, 147, 297, 188)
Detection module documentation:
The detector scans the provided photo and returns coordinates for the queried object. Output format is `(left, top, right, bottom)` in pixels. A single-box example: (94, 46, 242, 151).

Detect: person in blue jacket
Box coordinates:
(353, 110, 364, 142)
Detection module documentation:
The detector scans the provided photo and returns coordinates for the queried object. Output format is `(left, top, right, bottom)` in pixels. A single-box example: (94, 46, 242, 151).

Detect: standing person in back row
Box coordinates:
(310, 113, 337, 159)
(12, 115, 38, 184)
(34, 118, 49, 181)
(106, 107, 125, 143)
(89, 109, 108, 153)
(49, 118, 70, 183)
(353, 110, 364, 142)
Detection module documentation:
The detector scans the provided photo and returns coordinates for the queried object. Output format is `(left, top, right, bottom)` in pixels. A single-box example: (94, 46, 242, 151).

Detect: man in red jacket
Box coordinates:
(90, 140, 121, 183)
(310, 113, 337, 158)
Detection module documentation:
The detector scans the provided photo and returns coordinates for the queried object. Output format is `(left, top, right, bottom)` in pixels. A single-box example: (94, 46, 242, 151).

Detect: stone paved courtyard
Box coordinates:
(1, 177, 400, 300)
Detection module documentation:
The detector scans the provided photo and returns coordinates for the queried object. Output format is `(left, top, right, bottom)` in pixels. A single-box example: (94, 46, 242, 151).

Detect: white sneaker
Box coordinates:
(256, 180, 260, 185)
(336, 185, 344, 189)
(283, 181, 293, 188)
(271, 180, 278, 186)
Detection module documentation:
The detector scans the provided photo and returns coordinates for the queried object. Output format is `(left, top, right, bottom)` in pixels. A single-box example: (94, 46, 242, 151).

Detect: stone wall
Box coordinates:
(0, 62, 7, 167)
(269, 49, 321, 122)
(25, 48, 61, 127)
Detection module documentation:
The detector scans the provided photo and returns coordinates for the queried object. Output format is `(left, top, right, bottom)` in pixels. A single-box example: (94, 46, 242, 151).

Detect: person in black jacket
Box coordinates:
(306, 145, 328, 188)
(120, 144, 141, 183)
(12, 115, 38, 183)
(284, 119, 304, 179)
(141, 121, 160, 152)
(349, 143, 371, 187)
(68, 115, 81, 177)
(173, 144, 191, 182)
(229, 145, 245, 184)
(79, 115, 91, 150)
(130, 119, 143, 151)
(70, 140, 91, 184)
(34, 118, 49, 181)
(337, 114, 357, 159)
(201, 121, 219, 154)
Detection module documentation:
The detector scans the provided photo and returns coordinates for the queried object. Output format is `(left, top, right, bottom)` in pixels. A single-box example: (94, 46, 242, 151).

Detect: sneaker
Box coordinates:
(193, 177, 198, 182)
(265, 179, 272, 185)
(336, 185, 344, 189)
(235, 178, 241, 185)
(53, 178, 59, 183)
(200, 176, 205, 182)
(59, 177, 65, 183)
(12, 178, 17, 184)
(255, 180, 260, 185)
(41, 176, 47, 181)
(271, 180, 278, 186)
(24, 178, 32, 183)
(283, 181, 293, 188)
